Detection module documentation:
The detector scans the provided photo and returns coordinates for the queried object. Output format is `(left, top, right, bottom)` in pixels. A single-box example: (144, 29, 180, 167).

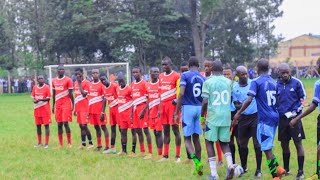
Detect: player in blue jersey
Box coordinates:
(290, 58, 320, 180)
(234, 59, 286, 180)
(276, 63, 306, 180)
(201, 60, 234, 180)
(232, 66, 262, 178)
(174, 56, 205, 176)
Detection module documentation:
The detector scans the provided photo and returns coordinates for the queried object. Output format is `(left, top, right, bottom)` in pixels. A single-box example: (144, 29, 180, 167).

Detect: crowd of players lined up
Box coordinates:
(31, 56, 320, 180)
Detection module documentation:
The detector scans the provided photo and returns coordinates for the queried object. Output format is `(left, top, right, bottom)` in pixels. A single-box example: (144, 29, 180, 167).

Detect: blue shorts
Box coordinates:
(257, 123, 277, 151)
(182, 105, 202, 137)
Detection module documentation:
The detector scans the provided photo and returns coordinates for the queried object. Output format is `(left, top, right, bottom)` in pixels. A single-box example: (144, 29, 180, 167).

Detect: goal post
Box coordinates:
(44, 62, 130, 92)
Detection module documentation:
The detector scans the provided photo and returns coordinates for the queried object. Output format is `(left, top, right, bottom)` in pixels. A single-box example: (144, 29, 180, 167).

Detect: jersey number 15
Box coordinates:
(266, 90, 276, 106)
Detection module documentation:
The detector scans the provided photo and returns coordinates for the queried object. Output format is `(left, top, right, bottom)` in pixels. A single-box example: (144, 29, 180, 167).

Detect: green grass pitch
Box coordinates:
(0, 78, 318, 179)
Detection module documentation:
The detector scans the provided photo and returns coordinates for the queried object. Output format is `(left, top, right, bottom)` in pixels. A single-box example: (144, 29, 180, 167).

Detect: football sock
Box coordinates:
(255, 147, 262, 171)
(122, 143, 127, 153)
(298, 156, 304, 171)
(163, 144, 169, 157)
(175, 145, 181, 157)
(139, 143, 145, 153)
(317, 160, 320, 176)
(111, 137, 115, 148)
(208, 157, 218, 176)
(132, 143, 136, 153)
(283, 153, 290, 172)
(147, 144, 152, 154)
(37, 134, 42, 144)
(216, 142, 223, 162)
(87, 133, 93, 145)
(157, 148, 162, 156)
(58, 134, 63, 146)
(239, 147, 248, 170)
(81, 135, 86, 146)
(229, 144, 236, 163)
(267, 158, 279, 178)
(45, 135, 49, 145)
(105, 137, 109, 149)
(97, 137, 102, 147)
(66, 133, 71, 145)
(225, 152, 233, 168)
(191, 153, 200, 165)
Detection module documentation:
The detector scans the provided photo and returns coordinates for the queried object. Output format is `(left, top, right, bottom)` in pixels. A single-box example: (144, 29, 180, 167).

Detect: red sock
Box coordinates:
(111, 145, 115, 149)
(216, 141, 223, 161)
(97, 137, 102, 147)
(105, 137, 109, 148)
(147, 144, 152, 154)
(37, 134, 42, 144)
(175, 145, 181, 157)
(66, 133, 72, 145)
(157, 148, 162, 156)
(140, 143, 145, 153)
(164, 144, 169, 156)
(58, 134, 63, 145)
(45, 135, 49, 145)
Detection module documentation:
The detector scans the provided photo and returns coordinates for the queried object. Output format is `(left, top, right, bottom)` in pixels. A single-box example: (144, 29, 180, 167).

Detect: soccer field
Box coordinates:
(0, 78, 318, 179)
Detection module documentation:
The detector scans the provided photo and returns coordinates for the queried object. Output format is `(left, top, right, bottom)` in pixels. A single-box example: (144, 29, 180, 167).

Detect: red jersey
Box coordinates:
(146, 80, 160, 118)
(31, 84, 51, 117)
(131, 80, 147, 108)
(117, 85, 132, 113)
(52, 76, 73, 107)
(159, 71, 180, 102)
(74, 79, 90, 112)
(88, 81, 104, 114)
(103, 82, 119, 108)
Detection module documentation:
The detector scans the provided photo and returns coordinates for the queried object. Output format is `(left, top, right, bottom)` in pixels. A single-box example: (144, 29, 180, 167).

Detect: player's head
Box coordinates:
(257, 58, 269, 74)
(317, 57, 320, 73)
(150, 67, 160, 81)
(212, 60, 223, 75)
(75, 68, 83, 79)
(180, 61, 189, 73)
(99, 73, 109, 86)
(117, 72, 126, 87)
(278, 63, 291, 82)
(204, 57, 213, 74)
(91, 69, 100, 81)
(57, 64, 65, 77)
(161, 56, 173, 73)
(236, 66, 248, 85)
(132, 66, 142, 81)
(188, 56, 199, 69)
(37, 75, 45, 85)
(223, 67, 233, 80)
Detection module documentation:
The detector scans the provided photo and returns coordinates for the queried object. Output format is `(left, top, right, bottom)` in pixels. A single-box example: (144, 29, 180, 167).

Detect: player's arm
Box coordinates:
(289, 103, 316, 127)
(38, 97, 50, 102)
(233, 95, 254, 127)
(78, 81, 88, 97)
(69, 88, 74, 110)
(100, 96, 106, 121)
(52, 89, 55, 113)
(140, 97, 148, 119)
(200, 96, 208, 129)
(174, 86, 185, 122)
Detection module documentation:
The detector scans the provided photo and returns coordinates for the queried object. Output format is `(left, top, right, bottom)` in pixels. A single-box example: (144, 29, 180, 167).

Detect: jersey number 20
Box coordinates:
(212, 90, 229, 105)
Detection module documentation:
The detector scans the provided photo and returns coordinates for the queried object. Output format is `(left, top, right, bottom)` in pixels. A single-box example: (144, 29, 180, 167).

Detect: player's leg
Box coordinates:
(229, 111, 237, 164)
(206, 140, 218, 179)
(251, 116, 262, 178)
(35, 124, 42, 147)
(162, 124, 170, 159)
(129, 128, 137, 156)
(238, 122, 250, 173)
(84, 124, 93, 148)
(290, 119, 305, 179)
(94, 125, 102, 151)
(135, 128, 145, 156)
(172, 124, 181, 162)
(143, 127, 153, 159)
(63, 122, 72, 146)
(57, 122, 64, 146)
(79, 124, 86, 148)
(44, 124, 50, 148)
(218, 126, 235, 180)
(101, 125, 110, 152)
(280, 141, 290, 174)
(278, 116, 291, 174)
(118, 128, 128, 155)
(104, 124, 117, 153)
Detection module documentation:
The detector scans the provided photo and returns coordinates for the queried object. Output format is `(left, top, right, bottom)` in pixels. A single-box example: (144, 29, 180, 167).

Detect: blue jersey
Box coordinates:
(232, 80, 257, 115)
(247, 75, 279, 126)
(180, 70, 206, 106)
(312, 80, 320, 111)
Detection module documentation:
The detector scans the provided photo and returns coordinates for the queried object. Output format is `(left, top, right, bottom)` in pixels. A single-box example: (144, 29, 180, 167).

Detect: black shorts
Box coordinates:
(278, 115, 305, 142)
(238, 113, 259, 147)
(317, 115, 320, 145)
(231, 111, 238, 138)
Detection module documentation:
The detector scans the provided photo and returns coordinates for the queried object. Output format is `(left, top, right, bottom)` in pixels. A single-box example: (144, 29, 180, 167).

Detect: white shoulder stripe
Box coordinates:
(292, 77, 306, 100)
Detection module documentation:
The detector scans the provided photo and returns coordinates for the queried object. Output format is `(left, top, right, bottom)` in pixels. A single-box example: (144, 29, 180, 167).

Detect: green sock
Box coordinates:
(267, 158, 279, 178)
(317, 160, 320, 175)
(191, 154, 200, 165)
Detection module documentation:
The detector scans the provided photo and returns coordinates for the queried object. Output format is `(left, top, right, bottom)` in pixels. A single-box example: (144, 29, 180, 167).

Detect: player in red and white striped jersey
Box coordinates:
(52, 64, 74, 148)
(74, 68, 93, 149)
(32, 75, 51, 149)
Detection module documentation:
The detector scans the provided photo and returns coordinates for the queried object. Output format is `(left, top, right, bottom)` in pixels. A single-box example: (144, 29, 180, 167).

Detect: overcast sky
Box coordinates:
(273, 0, 320, 40)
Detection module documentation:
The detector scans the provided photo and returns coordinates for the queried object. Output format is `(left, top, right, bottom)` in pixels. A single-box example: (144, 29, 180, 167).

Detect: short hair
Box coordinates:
(75, 68, 83, 73)
(99, 73, 107, 78)
(257, 58, 269, 72)
(180, 61, 188, 67)
(150, 66, 159, 72)
(188, 56, 199, 67)
(132, 66, 142, 73)
(204, 57, 213, 61)
(223, 66, 233, 71)
(162, 56, 172, 64)
(212, 60, 223, 72)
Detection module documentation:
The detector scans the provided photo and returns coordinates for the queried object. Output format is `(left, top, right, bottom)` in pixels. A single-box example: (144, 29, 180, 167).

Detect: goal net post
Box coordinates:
(44, 63, 130, 91)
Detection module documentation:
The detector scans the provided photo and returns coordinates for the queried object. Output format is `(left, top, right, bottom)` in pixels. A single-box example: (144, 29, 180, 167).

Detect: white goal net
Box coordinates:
(44, 63, 130, 91)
